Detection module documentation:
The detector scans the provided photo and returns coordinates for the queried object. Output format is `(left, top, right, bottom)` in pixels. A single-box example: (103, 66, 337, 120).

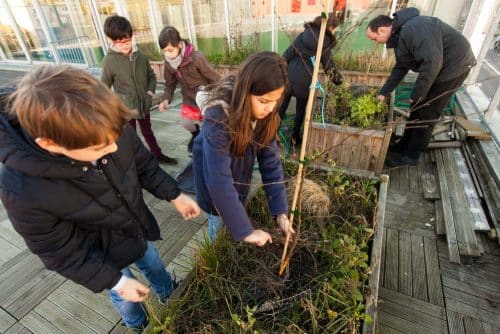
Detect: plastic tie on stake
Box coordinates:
(309, 56, 327, 128)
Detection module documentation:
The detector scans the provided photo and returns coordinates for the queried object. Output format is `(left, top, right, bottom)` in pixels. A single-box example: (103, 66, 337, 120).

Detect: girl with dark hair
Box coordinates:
(158, 26, 220, 153)
(192, 51, 295, 246)
(279, 12, 343, 146)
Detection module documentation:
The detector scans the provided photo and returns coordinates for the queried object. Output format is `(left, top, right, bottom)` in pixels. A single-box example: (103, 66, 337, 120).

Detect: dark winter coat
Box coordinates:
(380, 7, 476, 102)
(163, 42, 220, 107)
(0, 110, 180, 293)
(101, 48, 157, 118)
(283, 26, 339, 99)
(192, 105, 288, 241)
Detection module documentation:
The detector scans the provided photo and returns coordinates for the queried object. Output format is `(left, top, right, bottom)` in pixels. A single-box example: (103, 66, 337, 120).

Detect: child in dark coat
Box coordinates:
(0, 65, 200, 331)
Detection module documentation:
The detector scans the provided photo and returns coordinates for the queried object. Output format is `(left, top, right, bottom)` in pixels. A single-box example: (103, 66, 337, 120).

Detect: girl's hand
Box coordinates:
(277, 214, 295, 236)
(377, 95, 386, 102)
(243, 229, 272, 246)
(159, 100, 169, 112)
(171, 193, 201, 220)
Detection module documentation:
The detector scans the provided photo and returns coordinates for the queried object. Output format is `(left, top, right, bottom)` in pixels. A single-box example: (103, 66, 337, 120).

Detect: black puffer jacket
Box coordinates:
(283, 26, 339, 99)
(380, 7, 476, 102)
(0, 110, 180, 292)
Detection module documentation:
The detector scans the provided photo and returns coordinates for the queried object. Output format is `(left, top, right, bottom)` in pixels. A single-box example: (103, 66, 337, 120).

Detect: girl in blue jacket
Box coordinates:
(192, 51, 295, 246)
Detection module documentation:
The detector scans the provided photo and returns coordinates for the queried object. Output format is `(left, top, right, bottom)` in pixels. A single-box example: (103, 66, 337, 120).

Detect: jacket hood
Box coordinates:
(387, 7, 420, 48)
(0, 109, 91, 179)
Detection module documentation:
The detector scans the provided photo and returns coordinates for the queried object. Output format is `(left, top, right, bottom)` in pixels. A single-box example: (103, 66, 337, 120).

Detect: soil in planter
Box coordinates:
(160, 165, 378, 333)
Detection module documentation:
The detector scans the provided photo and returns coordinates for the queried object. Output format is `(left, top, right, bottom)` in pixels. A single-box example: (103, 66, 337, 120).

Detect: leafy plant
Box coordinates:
(315, 82, 388, 128)
(137, 42, 163, 61)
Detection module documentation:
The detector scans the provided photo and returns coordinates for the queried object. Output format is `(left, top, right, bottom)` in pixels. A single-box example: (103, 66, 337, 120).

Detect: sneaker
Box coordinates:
(157, 154, 177, 165)
(385, 154, 419, 167)
(158, 280, 181, 306)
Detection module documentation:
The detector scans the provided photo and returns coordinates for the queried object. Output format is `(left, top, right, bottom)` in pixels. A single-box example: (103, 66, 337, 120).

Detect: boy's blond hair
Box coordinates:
(11, 65, 132, 149)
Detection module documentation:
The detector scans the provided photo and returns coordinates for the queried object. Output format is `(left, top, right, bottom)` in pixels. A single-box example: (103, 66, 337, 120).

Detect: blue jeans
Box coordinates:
(207, 214, 223, 242)
(108, 241, 173, 329)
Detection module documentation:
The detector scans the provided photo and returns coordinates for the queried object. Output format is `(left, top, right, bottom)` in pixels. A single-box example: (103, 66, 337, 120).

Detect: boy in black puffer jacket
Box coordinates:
(0, 65, 200, 332)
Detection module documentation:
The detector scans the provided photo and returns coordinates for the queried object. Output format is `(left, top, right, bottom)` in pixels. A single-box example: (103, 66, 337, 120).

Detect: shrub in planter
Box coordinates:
(157, 165, 387, 333)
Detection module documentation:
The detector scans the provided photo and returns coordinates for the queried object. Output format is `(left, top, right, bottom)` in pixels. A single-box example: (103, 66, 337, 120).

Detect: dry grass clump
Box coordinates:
(287, 178, 331, 217)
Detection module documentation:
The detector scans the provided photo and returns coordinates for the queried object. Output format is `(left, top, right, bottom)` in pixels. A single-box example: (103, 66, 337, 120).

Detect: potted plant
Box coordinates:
(306, 83, 393, 177)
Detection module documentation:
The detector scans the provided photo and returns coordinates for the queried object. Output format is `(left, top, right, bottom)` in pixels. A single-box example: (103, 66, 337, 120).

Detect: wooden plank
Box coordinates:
(0, 237, 23, 268)
(379, 299, 448, 333)
(446, 310, 466, 334)
(435, 149, 461, 263)
(421, 172, 440, 200)
(423, 237, 445, 306)
(444, 288, 500, 327)
(428, 141, 462, 148)
(455, 116, 492, 140)
(398, 166, 410, 193)
(380, 227, 387, 288)
(376, 324, 406, 334)
(443, 148, 480, 257)
(464, 316, 495, 334)
(398, 231, 412, 296)
(439, 266, 500, 296)
(4, 322, 33, 334)
(375, 127, 393, 175)
(411, 234, 428, 301)
(31, 299, 98, 333)
(57, 281, 119, 323)
(0, 307, 16, 333)
(435, 200, 446, 235)
(20, 311, 65, 334)
(379, 287, 446, 319)
(408, 164, 420, 193)
(46, 289, 113, 333)
(378, 309, 443, 334)
(363, 175, 388, 334)
(453, 149, 490, 231)
(0, 219, 27, 249)
(384, 228, 399, 290)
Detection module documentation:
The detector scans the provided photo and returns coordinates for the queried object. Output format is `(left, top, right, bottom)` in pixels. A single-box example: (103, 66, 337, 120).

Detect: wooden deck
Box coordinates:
(377, 153, 500, 334)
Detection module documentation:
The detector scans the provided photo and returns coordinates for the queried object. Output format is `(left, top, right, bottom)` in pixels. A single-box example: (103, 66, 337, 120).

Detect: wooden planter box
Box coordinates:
(166, 175, 389, 334)
(306, 122, 393, 178)
(318, 70, 390, 87)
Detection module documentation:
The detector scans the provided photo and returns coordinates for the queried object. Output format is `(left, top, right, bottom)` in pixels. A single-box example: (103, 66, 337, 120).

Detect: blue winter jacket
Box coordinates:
(192, 105, 288, 241)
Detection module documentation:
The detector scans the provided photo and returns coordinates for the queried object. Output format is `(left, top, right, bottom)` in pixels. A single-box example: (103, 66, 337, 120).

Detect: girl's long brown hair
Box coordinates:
(205, 51, 288, 157)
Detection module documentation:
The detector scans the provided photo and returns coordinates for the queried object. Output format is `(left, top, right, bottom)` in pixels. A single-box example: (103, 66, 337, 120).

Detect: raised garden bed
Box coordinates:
(156, 167, 389, 334)
(305, 83, 393, 178)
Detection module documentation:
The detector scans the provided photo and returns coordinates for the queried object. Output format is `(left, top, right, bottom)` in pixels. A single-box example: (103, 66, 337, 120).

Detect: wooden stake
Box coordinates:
(279, 2, 332, 275)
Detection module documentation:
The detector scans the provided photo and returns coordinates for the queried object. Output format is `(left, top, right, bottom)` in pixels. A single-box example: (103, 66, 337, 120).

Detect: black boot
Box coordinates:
(187, 124, 200, 153)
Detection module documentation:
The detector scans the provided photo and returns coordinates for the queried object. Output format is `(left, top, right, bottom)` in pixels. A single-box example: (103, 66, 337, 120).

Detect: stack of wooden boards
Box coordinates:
(420, 115, 499, 264)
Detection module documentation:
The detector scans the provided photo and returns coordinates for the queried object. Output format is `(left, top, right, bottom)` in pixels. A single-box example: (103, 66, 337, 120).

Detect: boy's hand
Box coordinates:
(117, 278, 150, 302)
(171, 193, 201, 220)
(147, 90, 154, 97)
(159, 100, 169, 112)
(243, 229, 272, 246)
(277, 214, 295, 236)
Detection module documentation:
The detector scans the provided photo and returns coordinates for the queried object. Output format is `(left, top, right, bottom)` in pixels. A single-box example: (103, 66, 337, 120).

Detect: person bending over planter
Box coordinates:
(158, 26, 221, 154)
(366, 7, 476, 167)
(193, 52, 295, 246)
(278, 12, 343, 147)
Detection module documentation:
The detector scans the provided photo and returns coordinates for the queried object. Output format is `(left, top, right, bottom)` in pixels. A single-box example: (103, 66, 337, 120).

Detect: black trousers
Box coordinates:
(399, 70, 470, 156)
(279, 91, 308, 141)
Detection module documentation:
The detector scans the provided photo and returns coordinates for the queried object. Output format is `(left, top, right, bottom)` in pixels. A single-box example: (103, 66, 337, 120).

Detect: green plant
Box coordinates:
(315, 82, 388, 128)
(160, 165, 379, 333)
(137, 42, 163, 61)
(207, 21, 261, 66)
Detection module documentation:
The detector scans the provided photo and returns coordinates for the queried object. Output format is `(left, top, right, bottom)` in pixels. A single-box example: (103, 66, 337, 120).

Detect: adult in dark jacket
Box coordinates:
(0, 65, 200, 331)
(279, 12, 343, 146)
(193, 52, 294, 246)
(366, 8, 476, 167)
